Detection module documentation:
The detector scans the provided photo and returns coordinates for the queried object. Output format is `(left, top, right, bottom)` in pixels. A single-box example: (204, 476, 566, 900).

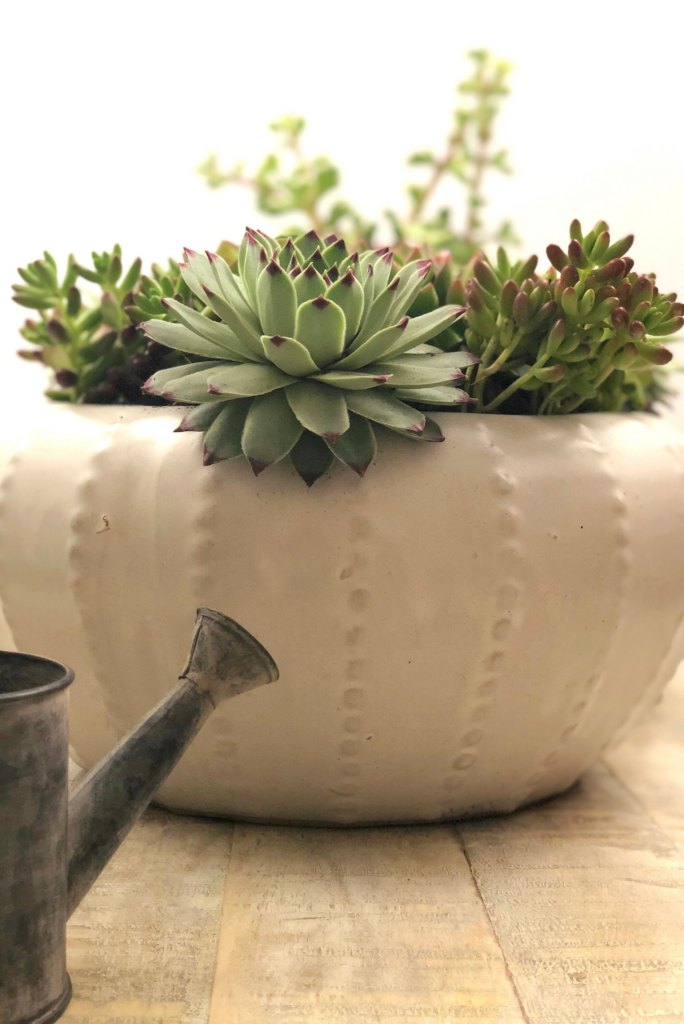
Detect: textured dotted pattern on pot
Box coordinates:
(190, 457, 242, 799)
(439, 422, 523, 818)
(68, 425, 136, 731)
(329, 515, 373, 822)
(516, 423, 631, 805)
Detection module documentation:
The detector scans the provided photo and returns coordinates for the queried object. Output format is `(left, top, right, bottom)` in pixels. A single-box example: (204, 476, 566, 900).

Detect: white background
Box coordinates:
(2, 0, 683, 411)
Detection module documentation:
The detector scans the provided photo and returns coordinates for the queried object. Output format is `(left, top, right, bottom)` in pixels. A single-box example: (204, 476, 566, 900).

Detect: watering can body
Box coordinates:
(0, 610, 278, 1024)
(0, 654, 73, 1024)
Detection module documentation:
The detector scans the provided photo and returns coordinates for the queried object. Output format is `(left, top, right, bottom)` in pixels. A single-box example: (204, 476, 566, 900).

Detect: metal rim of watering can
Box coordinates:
(0, 650, 74, 705)
(192, 607, 280, 682)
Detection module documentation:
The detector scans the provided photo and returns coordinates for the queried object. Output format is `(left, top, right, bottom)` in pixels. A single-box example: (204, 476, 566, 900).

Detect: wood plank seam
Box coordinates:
(456, 826, 532, 1024)
(600, 756, 681, 854)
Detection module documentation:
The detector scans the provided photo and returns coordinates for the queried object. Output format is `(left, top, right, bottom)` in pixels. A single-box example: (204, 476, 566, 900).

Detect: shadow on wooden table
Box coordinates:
(64, 668, 684, 1024)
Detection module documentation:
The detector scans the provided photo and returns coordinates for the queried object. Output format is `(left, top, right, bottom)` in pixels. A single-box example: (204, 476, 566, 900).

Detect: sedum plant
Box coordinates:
(12, 248, 197, 404)
(142, 228, 474, 485)
(445, 220, 680, 414)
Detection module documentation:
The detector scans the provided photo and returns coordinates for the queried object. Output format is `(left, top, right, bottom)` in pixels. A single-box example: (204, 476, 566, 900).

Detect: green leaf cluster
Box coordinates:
(447, 220, 680, 414)
(13, 249, 206, 404)
(142, 228, 473, 485)
(197, 50, 514, 262)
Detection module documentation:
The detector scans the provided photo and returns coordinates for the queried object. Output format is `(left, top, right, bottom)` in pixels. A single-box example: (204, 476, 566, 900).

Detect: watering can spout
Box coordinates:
(66, 608, 278, 917)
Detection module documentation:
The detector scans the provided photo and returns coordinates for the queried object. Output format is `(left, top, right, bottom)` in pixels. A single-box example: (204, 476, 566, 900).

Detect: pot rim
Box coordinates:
(0, 651, 74, 704)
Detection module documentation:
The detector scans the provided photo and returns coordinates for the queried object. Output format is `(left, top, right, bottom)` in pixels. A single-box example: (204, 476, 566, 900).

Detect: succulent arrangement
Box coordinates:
(142, 228, 474, 484)
(198, 50, 515, 262)
(10, 38, 681, 489)
(12, 248, 207, 403)
(450, 220, 680, 415)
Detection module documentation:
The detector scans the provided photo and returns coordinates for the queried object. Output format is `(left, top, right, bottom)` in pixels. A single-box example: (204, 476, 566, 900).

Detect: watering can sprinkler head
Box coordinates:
(0, 609, 278, 1024)
(182, 607, 279, 705)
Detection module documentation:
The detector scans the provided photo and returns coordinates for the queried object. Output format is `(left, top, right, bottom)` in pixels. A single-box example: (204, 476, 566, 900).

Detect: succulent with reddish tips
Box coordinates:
(142, 227, 473, 485)
(12, 247, 197, 404)
(441, 220, 679, 415)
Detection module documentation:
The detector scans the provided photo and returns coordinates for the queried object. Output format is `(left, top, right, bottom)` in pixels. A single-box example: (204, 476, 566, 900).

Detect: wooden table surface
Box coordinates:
(63, 668, 684, 1024)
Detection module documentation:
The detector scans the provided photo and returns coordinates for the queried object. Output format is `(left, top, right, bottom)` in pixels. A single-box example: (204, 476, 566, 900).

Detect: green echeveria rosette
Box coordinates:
(452, 219, 681, 415)
(142, 227, 473, 485)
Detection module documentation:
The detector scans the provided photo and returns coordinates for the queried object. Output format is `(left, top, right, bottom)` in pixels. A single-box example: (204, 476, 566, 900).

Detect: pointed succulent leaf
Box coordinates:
(294, 263, 327, 305)
(162, 296, 262, 361)
(295, 230, 323, 261)
(343, 390, 425, 434)
(304, 247, 327, 275)
(408, 343, 443, 354)
(357, 249, 390, 312)
(204, 251, 261, 331)
(198, 289, 266, 361)
(338, 251, 359, 276)
(394, 386, 472, 405)
(198, 287, 264, 358)
(324, 411, 376, 477)
(289, 431, 335, 487)
(400, 350, 479, 368)
(277, 238, 296, 270)
(238, 230, 250, 279)
(256, 259, 297, 337)
(357, 247, 389, 277)
(367, 360, 462, 388)
(372, 251, 394, 298)
(384, 306, 465, 358)
(361, 261, 376, 318)
(326, 270, 364, 343)
(143, 360, 221, 396)
(203, 399, 252, 464)
(294, 296, 346, 367)
(207, 363, 295, 396)
(261, 335, 320, 375)
(334, 320, 409, 371)
(157, 367, 226, 403)
(179, 255, 210, 302)
(285, 380, 350, 441)
(322, 238, 348, 269)
(312, 370, 392, 390)
(187, 247, 242, 311)
(175, 402, 225, 433)
(387, 260, 432, 321)
(248, 227, 278, 257)
(350, 276, 400, 350)
(241, 390, 303, 475)
(238, 230, 262, 307)
(183, 249, 225, 298)
(386, 415, 444, 442)
(143, 318, 235, 360)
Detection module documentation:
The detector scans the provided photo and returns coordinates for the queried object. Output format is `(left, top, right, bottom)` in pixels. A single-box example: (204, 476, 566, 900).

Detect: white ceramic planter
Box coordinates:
(1, 404, 683, 825)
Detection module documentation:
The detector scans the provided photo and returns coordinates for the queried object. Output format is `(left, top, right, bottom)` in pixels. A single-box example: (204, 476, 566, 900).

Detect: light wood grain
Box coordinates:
(63, 671, 684, 1023)
(459, 764, 684, 1023)
(62, 809, 232, 1024)
(208, 825, 525, 1023)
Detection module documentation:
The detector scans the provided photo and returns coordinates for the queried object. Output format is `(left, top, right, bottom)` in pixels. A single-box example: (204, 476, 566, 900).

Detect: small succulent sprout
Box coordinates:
(455, 220, 678, 414)
(142, 228, 471, 485)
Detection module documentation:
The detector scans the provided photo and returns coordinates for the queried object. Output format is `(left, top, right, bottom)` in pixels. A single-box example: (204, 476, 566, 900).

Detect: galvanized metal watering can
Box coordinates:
(0, 607, 278, 1024)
